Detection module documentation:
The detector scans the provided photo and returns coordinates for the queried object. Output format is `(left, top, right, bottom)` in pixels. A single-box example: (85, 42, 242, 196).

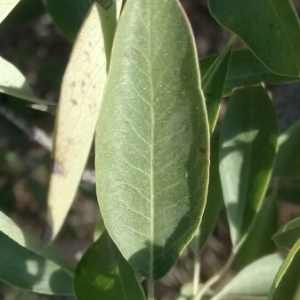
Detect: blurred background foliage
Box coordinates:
(1, 0, 300, 299)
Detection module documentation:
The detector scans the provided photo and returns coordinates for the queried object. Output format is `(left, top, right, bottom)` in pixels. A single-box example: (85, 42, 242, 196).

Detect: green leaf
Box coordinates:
(177, 283, 214, 300)
(273, 217, 300, 249)
(0, 57, 52, 105)
(74, 231, 146, 300)
(236, 195, 278, 269)
(220, 86, 278, 246)
(216, 254, 284, 299)
(47, 2, 120, 240)
(273, 120, 300, 178)
(0, 212, 73, 294)
(0, 211, 73, 273)
(0, 0, 20, 23)
(208, 0, 300, 77)
(42, 0, 93, 41)
(200, 49, 300, 96)
(203, 45, 231, 132)
(191, 128, 223, 253)
(95, 0, 209, 280)
(269, 239, 300, 300)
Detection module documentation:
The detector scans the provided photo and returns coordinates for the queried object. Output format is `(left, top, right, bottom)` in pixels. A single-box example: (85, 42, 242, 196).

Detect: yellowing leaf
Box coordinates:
(0, 0, 20, 23)
(0, 57, 51, 104)
(47, 1, 121, 240)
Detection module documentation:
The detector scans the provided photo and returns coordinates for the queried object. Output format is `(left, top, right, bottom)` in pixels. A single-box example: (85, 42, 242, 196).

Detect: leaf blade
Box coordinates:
(95, 0, 209, 280)
(47, 2, 119, 239)
(0, 0, 20, 23)
(219, 86, 278, 246)
(74, 231, 146, 300)
(208, 0, 300, 76)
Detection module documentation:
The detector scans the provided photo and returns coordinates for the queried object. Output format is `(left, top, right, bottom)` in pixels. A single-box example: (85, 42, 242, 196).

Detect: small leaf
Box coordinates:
(0, 212, 73, 294)
(273, 120, 300, 178)
(273, 217, 300, 249)
(220, 86, 278, 246)
(236, 195, 278, 269)
(208, 0, 300, 76)
(75, 231, 145, 300)
(191, 128, 223, 253)
(95, 0, 209, 280)
(200, 49, 300, 96)
(217, 254, 284, 299)
(0, 0, 20, 23)
(0, 57, 52, 105)
(202, 45, 232, 132)
(47, 2, 119, 240)
(269, 239, 300, 300)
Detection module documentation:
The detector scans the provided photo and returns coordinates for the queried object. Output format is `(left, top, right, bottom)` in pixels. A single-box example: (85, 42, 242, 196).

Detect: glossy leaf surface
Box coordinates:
(236, 195, 278, 269)
(202, 45, 231, 132)
(47, 2, 119, 240)
(75, 231, 145, 300)
(220, 86, 278, 246)
(269, 239, 300, 300)
(0, 212, 73, 294)
(208, 0, 300, 76)
(273, 120, 300, 178)
(217, 254, 284, 299)
(0, 0, 20, 23)
(200, 49, 300, 96)
(95, 0, 209, 280)
(0, 57, 51, 104)
(273, 217, 300, 249)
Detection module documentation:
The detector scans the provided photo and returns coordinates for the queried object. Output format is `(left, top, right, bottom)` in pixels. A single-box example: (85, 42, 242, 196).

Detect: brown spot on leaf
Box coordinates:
(71, 81, 76, 87)
(71, 99, 78, 105)
(199, 147, 208, 155)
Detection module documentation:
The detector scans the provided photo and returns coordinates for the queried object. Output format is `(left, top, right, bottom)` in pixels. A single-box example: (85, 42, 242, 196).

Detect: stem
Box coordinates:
(193, 237, 246, 300)
(192, 227, 201, 296)
(147, 280, 155, 300)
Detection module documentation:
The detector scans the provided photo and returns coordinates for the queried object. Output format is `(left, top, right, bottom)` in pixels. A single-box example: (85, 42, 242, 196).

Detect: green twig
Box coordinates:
(147, 280, 155, 300)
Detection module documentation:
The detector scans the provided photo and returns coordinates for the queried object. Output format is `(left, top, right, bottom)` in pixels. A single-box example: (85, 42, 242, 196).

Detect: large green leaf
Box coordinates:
(200, 49, 300, 96)
(95, 0, 209, 280)
(273, 217, 300, 249)
(202, 45, 232, 132)
(47, 2, 121, 240)
(273, 120, 300, 178)
(75, 231, 145, 300)
(0, 57, 52, 105)
(236, 195, 278, 269)
(220, 86, 278, 246)
(269, 239, 300, 300)
(216, 254, 284, 299)
(0, 212, 73, 294)
(191, 128, 223, 253)
(208, 0, 300, 77)
(0, 0, 20, 23)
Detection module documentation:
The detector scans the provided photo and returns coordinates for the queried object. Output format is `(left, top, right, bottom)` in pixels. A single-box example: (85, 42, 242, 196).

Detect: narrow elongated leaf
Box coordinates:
(0, 57, 52, 105)
(208, 0, 300, 76)
(0, 212, 73, 294)
(47, 2, 120, 240)
(202, 45, 231, 132)
(95, 0, 209, 280)
(0, 0, 20, 23)
(236, 195, 278, 269)
(273, 120, 300, 178)
(0, 211, 73, 273)
(200, 49, 300, 96)
(273, 217, 300, 249)
(220, 86, 278, 246)
(216, 254, 284, 299)
(75, 231, 145, 300)
(191, 129, 223, 253)
(269, 239, 300, 300)
(0, 233, 73, 295)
